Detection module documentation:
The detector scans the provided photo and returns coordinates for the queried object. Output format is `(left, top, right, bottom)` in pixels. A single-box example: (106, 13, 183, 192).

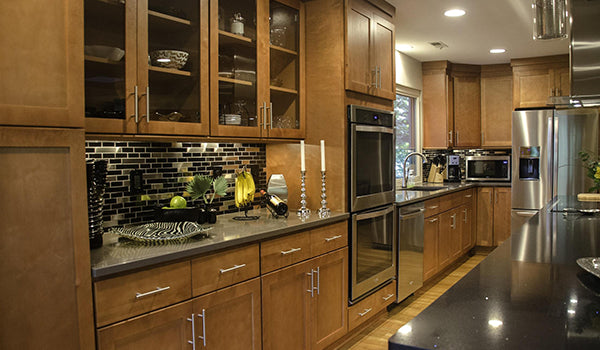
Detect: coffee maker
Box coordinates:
(445, 155, 461, 182)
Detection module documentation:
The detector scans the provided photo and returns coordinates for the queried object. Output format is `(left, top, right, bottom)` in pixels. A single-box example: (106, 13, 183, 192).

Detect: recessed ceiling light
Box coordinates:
(444, 9, 465, 17)
(489, 48, 506, 54)
(396, 44, 414, 51)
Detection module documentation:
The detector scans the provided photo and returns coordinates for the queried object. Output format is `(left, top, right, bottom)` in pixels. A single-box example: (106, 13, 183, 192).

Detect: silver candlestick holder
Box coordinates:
(318, 171, 330, 218)
(297, 170, 311, 218)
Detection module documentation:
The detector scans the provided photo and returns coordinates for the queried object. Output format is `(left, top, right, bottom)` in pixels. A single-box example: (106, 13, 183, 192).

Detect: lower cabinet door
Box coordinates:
(311, 248, 348, 350)
(262, 260, 312, 350)
(460, 204, 473, 253)
(423, 216, 439, 281)
(438, 210, 454, 269)
(192, 278, 262, 350)
(97, 302, 193, 350)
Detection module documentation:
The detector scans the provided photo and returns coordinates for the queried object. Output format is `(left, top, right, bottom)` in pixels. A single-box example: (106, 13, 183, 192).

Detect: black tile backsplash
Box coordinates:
(86, 141, 266, 228)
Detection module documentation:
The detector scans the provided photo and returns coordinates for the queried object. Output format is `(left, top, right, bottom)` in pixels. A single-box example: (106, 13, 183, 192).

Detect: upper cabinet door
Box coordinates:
(210, 0, 262, 138)
(137, 0, 209, 136)
(84, 0, 138, 134)
(453, 75, 481, 148)
(267, 0, 305, 139)
(0, 0, 84, 128)
(371, 14, 395, 100)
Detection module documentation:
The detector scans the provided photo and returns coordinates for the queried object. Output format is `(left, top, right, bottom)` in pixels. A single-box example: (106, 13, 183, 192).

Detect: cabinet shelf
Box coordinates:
(148, 10, 192, 26)
(270, 86, 297, 95)
(218, 77, 253, 86)
(149, 66, 192, 76)
(219, 30, 254, 46)
(270, 45, 297, 56)
(85, 55, 123, 65)
(93, 0, 124, 7)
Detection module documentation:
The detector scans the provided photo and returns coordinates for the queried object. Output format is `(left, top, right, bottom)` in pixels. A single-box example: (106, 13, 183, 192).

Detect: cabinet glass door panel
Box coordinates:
(269, 0, 302, 138)
(144, 0, 205, 131)
(84, 0, 133, 133)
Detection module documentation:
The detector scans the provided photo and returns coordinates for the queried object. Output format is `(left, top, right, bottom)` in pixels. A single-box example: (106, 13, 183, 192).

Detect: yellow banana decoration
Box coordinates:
(234, 169, 256, 207)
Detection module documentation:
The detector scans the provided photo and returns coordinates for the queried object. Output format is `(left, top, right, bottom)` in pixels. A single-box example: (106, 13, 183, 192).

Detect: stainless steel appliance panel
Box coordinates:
(512, 110, 554, 210)
(570, 0, 600, 105)
(553, 108, 599, 197)
(396, 202, 424, 302)
(351, 205, 396, 302)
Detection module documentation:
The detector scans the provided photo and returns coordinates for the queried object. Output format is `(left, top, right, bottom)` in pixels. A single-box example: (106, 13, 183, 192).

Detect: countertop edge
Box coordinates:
(395, 181, 510, 206)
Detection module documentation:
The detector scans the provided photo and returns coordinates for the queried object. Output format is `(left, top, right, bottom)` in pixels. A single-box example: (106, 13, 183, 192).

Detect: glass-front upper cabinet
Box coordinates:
(84, 0, 209, 136)
(210, 0, 304, 139)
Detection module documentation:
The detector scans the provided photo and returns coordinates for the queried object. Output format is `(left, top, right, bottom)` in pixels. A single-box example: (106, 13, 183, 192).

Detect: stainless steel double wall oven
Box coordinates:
(348, 105, 396, 303)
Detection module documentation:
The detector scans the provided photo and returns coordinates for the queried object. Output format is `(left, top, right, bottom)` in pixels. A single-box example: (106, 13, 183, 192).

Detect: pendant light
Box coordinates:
(532, 0, 568, 40)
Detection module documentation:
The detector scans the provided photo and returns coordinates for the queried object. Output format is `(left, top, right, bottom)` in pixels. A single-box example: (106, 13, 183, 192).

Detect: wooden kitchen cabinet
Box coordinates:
(481, 64, 513, 147)
(0, 127, 94, 349)
(423, 215, 440, 281)
(192, 278, 262, 349)
(422, 61, 453, 149)
(262, 248, 348, 350)
(210, 0, 305, 139)
(345, 0, 395, 100)
(476, 187, 512, 246)
(84, 0, 210, 136)
(452, 65, 481, 148)
(511, 55, 569, 109)
(0, 0, 84, 128)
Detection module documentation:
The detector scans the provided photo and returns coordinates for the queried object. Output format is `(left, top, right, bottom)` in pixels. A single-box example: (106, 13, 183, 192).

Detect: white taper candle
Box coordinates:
(300, 140, 306, 171)
(320, 140, 326, 171)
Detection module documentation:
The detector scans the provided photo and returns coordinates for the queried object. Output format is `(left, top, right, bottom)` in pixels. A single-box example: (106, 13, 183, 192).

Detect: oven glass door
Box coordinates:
(351, 205, 396, 301)
(351, 124, 395, 211)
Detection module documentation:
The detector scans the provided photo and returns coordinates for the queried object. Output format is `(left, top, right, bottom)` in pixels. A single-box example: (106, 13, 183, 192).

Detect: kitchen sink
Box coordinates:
(400, 185, 448, 191)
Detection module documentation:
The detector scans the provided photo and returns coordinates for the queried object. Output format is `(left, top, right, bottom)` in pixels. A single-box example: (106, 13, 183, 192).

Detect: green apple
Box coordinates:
(170, 195, 187, 209)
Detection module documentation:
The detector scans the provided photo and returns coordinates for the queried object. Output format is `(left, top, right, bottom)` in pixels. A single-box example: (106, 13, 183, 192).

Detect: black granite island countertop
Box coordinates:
(389, 196, 600, 349)
(91, 208, 348, 280)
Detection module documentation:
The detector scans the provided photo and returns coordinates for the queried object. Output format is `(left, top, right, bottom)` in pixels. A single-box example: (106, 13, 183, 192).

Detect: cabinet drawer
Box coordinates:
(310, 222, 348, 257)
(192, 244, 260, 296)
(459, 188, 474, 205)
(94, 261, 191, 327)
(424, 197, 441, 217)
(439, 191, 462, 212)
(348, 281, 396, 331)
(261, 231, 311, 273)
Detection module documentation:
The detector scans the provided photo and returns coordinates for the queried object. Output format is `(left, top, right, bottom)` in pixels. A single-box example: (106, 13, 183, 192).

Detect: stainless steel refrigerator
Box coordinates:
(511, 108, 600, 227)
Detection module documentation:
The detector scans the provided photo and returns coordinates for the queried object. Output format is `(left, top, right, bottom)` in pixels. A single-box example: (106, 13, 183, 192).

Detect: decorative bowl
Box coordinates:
(150, 50, 189, 69)
(111, 222, 211, 244)
(84, 45, 125, 61)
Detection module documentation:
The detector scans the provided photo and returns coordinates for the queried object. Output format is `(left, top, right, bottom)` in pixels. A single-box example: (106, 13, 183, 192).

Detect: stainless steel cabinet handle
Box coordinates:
(451, 214, 456, 229)
(145, 86, 150, 123)
(464, 194, 472, 198)
(463, 209, 468, 223)
(325, 235, 342, 242)
(315, 267, 320, 295)
(187, 314, 196, 350)
(428, 218, 438, 223)
(382, 293, 395, 301)
(358, 308, 372, 317)
(261, 102, 267, 129)
(428, 205, 439, 209)
(268, 102, 273, 129)
(281, 247, 301, 255)
(307, 270, 314, 297)
(371, 67, 378, 87)
(133, 85, 139, 123)
(219, 264, 246, 274)
(377, 66, 382, 88)
(135, 286, 170, 299)
(448, 130, 453, 144)
(197, 309, 206, 347)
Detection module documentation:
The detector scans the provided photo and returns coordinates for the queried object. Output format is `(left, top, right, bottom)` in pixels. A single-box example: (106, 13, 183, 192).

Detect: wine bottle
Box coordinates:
(261, 190, 288, 216)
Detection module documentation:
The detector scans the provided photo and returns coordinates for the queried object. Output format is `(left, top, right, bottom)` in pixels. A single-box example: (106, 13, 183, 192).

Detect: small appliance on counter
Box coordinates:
(445, 155, 461, 182)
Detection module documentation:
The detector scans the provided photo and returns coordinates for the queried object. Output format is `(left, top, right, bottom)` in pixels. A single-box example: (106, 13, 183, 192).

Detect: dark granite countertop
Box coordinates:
(389, 196, 600, 349)
(395, 181, 511, 206)
(90, 208, 348, 280)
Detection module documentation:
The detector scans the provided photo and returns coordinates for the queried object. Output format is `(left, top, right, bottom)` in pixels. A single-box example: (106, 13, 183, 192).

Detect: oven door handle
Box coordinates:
(355, 125, 394, 134)
(399, 208, 425, 220)
(354, 206, 394, 220)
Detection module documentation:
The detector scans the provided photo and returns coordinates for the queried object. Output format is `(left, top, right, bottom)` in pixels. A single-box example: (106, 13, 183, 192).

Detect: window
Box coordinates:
(394, 87, 421, 185)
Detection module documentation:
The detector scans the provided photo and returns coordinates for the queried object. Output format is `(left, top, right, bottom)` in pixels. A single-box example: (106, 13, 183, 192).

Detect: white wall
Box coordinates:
(395, 51, 422, 90)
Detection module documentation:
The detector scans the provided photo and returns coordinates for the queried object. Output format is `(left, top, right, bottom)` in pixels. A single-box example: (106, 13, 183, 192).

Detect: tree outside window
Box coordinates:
(395, 94, 416, 179)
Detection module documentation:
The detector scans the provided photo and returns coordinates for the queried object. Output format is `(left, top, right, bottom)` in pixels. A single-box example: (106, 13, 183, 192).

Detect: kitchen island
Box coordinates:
(389, 196, 600, 349)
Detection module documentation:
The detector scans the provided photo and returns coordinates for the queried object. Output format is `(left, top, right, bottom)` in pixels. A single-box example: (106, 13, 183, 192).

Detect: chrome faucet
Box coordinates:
(402, 152, 427, 188)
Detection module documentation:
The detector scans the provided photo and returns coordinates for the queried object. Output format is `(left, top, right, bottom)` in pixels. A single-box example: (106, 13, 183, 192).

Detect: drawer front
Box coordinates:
(461, 188, 474, 205)
(94, 261, 191, 327)
(310, 222, 348, 257)
(348, 281, 396, 331)
(439, 191, 463, 212)
(261, 231, 311, 273)
(424, 197, 441, 217)
(192, 244, 260, 297)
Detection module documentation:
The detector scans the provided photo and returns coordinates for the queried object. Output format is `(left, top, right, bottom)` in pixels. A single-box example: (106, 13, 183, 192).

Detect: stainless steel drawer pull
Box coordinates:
(135, 286, 170, 299)
(382, 293, 395, 301)
(281, 247, 301, 255)
(428, 218, 438, 223)
(358, 308, 372, 317)
(197, 309, 206, 347)
(219, 264, 246, 274)
(187, 314, 196, 349)
(428, 205, 439, 209)
(464, 194, 472, 198)
(325, 235, 342, 242)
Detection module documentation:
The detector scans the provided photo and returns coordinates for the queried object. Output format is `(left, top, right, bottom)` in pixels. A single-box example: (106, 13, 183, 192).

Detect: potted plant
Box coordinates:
(186, 175, 228, 223)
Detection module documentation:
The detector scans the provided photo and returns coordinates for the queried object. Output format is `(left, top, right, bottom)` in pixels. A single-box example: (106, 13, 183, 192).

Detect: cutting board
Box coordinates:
(577, 193, 600, 202)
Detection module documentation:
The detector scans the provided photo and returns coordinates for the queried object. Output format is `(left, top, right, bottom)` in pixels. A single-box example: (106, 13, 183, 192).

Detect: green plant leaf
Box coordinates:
(212, 176, 228, 196)
(186, 175, 212, 200)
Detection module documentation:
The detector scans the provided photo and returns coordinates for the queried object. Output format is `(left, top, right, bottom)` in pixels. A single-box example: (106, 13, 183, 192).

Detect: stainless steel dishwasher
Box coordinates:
(396, 202, 425, 302)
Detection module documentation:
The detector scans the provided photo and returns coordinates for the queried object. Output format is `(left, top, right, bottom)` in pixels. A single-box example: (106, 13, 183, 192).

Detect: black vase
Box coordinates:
(197, 206, 208, 224)
(208, 207, 217, 224)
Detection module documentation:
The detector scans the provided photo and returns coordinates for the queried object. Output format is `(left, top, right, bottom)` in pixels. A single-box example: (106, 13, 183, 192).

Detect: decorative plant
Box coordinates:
(579, 150, 600, 192)
(186, 175, 228, 205)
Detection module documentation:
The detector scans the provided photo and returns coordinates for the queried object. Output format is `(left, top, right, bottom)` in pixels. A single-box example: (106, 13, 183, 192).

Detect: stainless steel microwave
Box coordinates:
(465, 155, 511, 181)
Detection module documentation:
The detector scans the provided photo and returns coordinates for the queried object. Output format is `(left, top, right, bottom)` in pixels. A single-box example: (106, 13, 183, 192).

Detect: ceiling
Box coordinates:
(389, 0, 569, 64)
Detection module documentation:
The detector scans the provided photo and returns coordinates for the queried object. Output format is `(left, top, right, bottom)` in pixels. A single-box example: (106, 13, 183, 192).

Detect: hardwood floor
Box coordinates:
(335, 252, 488, 350)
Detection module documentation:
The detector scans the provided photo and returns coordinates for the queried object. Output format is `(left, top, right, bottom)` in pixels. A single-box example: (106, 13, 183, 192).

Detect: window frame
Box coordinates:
(394, 84, 422, 189)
